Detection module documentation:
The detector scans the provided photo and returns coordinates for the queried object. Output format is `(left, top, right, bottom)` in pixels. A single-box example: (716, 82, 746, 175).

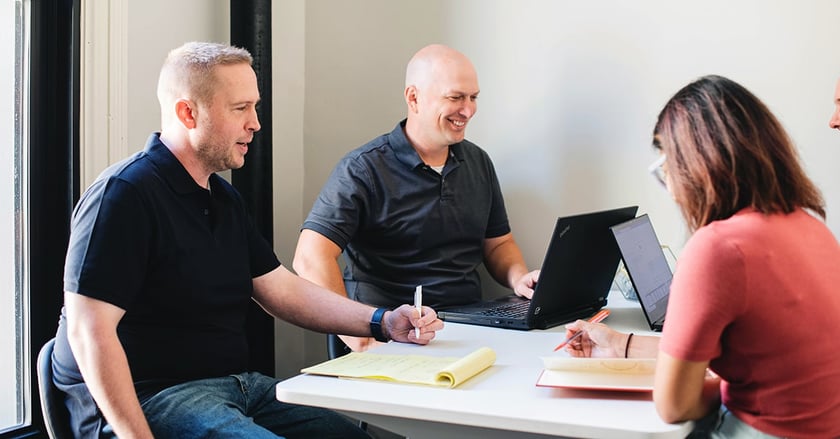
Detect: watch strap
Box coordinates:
(369, 307, 389, 342)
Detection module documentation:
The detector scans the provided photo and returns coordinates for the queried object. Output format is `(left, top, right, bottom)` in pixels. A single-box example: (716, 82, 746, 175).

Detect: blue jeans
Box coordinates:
(134, 372, 369, 439)
(691, 405, 784, 439)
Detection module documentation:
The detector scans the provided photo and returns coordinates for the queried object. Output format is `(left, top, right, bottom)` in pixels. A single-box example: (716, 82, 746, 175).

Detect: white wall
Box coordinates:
(271, 0, 309, 380)
(90, 0, 840, 377)
(300, 0, 840, 298)
(126, 1, 230, 151)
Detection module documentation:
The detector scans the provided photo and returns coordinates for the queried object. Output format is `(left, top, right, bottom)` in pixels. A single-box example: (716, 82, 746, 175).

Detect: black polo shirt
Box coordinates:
(302, 120, 511, 309)
(55, 133, 280, 390)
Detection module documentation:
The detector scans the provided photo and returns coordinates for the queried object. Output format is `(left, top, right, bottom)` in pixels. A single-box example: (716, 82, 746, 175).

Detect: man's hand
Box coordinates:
(384, 305, 444, 344)
(513, 270, 540, 299)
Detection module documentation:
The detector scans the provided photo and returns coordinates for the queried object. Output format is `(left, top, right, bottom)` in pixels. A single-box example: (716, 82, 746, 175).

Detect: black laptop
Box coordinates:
(437, 206, 638, 330)
(610, 214, 672, 331)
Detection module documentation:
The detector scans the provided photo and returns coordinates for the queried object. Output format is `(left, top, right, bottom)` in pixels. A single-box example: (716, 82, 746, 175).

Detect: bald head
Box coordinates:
(405, 44, 476, 90)
(403, 44, 480, 154)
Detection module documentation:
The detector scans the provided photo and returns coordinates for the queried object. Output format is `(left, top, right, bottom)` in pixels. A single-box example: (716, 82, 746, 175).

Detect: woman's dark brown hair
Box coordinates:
(653, 75, 825, 231)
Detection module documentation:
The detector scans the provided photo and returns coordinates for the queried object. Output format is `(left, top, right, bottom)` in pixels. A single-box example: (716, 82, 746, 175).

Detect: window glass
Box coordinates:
(0, 0, 28, 431)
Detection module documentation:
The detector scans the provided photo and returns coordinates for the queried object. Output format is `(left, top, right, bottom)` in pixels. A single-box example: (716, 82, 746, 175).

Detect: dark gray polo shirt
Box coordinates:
(302, 120, 511, 309)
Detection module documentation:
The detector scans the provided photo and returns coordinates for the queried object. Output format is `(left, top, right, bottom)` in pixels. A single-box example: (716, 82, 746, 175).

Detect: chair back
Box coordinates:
(327, 333, 352, 359)
(37, 337, 75, 439)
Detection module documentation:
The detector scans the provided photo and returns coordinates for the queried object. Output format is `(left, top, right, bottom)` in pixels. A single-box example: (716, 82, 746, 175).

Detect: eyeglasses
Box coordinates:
(647, 154, 667, 188)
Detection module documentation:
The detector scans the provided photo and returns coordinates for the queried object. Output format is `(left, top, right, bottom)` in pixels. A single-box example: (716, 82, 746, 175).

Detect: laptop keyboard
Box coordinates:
(478, 300, 531, 318)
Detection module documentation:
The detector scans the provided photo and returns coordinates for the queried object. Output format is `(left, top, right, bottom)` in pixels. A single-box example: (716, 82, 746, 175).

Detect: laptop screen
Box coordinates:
(437, 205, 638, 330)
(610, 214, 671, 329)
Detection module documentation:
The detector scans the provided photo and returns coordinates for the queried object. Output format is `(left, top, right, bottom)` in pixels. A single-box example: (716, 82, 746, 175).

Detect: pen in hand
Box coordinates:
(553, 308, 610, 351)
(414, 285, 422, 338)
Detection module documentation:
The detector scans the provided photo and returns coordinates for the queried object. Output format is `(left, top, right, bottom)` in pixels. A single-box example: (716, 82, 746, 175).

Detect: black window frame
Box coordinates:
(2, 0, 79, 438)
(3, 3, 277, 436)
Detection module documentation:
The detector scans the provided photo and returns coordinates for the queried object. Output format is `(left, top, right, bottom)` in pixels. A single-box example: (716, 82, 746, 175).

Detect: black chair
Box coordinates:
(326, 333, 352, 360)
(37, 337, 74, 439)
(325, 334, 370, 432)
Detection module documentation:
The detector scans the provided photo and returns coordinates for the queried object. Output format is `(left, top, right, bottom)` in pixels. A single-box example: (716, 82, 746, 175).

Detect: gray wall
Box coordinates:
(99, 0, 840, 379)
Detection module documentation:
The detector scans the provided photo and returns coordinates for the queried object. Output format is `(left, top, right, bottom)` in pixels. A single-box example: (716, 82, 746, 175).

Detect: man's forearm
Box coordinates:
(294, 256, 348, 297)
(292, 230, 349, 297)
(69, 332, 154, 439)
(254, 266, 375, 336)
(484, 237, 528, 288)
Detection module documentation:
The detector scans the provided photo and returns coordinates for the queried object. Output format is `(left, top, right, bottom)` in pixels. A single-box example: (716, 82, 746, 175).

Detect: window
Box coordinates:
(0, 0, 28, 432)
(0, 0, 78, 437)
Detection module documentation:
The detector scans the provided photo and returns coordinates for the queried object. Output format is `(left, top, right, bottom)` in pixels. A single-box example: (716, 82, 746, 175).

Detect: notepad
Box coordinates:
(536, 356, 657, 392)
(300, 347, 496, 388)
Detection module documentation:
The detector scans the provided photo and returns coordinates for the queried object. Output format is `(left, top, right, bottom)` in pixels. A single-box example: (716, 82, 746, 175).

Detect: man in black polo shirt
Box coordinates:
(52, 42, 442, 439)
(294, 44, 539, 352)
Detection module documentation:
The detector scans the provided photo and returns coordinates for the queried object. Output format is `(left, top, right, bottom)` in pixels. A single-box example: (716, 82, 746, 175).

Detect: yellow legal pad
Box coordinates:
(300, 347, 496, 388)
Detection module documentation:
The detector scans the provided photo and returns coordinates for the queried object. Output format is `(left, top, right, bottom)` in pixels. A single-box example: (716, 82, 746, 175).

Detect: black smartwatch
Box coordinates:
(369, 308, 389, 342)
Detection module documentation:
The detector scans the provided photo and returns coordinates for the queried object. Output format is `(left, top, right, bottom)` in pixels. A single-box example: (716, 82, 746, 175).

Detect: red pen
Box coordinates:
(553, 308, 611, 351)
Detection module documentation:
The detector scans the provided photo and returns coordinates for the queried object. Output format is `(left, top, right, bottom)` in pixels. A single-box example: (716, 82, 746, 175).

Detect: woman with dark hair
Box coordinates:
(565, 75, 840, 438)
(829, 77, 840, 130)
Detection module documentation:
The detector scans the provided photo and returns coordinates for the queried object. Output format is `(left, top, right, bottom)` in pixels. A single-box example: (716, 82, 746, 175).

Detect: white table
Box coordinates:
(276, 291, 692, 438)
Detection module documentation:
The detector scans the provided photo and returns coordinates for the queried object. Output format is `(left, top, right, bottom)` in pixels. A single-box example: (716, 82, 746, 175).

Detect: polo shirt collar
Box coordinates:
(144, 132, 207, 195)
(388, 119, 465, 170)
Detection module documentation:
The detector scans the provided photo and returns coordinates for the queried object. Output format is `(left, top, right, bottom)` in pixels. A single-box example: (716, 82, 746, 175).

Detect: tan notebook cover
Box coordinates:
(536, 357, 656, 392)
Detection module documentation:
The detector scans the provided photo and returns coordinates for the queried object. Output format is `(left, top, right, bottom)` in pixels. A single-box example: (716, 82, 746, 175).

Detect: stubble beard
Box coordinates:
(196, 141, 240, 174)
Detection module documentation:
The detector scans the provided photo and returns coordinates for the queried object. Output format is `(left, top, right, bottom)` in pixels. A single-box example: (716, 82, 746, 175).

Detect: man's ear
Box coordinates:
(174, 99, 197, 129)
(405, 85, 419, 113)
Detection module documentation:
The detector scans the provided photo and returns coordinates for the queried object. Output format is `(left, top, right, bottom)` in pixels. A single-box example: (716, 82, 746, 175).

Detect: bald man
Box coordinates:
(294, 44, 539, 352)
